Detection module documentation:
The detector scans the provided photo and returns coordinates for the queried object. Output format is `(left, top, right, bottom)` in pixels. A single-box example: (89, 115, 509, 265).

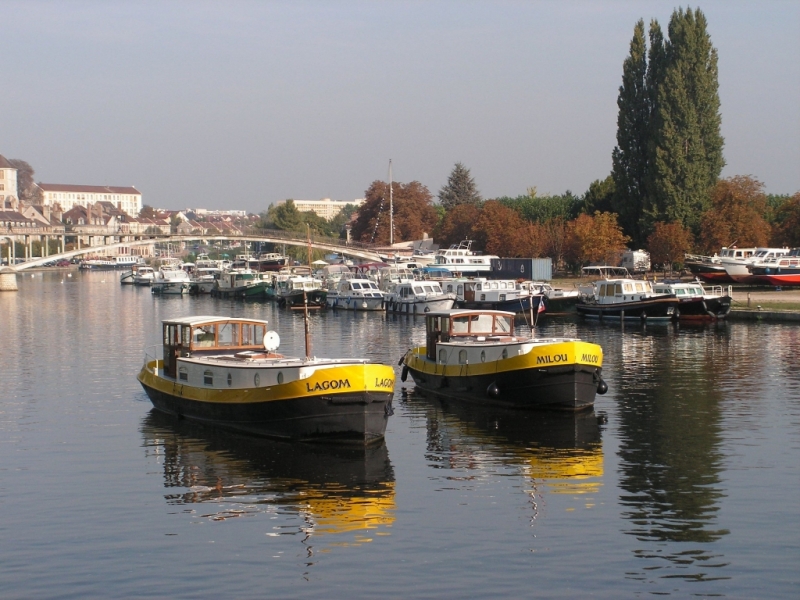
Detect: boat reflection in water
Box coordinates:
(403, 390, 604, 497)
(140, 411, 395, 550)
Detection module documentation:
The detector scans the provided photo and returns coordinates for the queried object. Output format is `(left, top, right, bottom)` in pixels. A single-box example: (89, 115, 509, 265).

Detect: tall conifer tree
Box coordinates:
(613, 8, 724, 238)
(648, 7, 724, 231)
(438, 162, 482, 210)
(611, 20, 648, 245)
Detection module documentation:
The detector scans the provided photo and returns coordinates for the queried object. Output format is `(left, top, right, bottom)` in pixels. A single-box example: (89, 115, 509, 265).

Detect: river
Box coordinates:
(1, 270, 798, 598)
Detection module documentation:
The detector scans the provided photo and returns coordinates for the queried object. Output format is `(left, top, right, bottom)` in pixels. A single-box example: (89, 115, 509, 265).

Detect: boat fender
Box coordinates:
(487, 382, 500, 398)
(401, 366, 409, 382)
(597, 378, 608, 395)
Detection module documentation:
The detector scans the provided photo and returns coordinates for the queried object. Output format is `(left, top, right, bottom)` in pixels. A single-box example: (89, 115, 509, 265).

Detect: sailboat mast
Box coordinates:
(389, 159, 393, 246)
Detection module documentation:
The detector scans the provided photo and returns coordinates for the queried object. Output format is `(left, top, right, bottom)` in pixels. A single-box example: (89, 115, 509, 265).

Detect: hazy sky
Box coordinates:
(4, 1, 799, 213)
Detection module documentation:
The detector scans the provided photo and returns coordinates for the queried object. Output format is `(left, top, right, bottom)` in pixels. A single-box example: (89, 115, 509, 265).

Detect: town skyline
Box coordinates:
(4, 1, 798, 212)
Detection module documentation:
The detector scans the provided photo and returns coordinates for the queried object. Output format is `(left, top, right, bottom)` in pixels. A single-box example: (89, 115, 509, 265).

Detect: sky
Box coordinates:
(3, 0, 799, 213)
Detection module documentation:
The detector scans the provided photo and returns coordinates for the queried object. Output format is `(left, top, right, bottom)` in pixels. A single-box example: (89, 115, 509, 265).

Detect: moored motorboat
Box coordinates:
(529, 281, 580, 313)
(446, 278, 545, 313)
(576, 277, 679, 321)
(326, 277, 385, 311)
(748, 248, 800, 286)
(211, 268, 268, 299)
(151, 265, 191, 295)
(384, 280, 456, 314)
(401, 309, 606, 411)
(651, 280, 732, 320)
(137, 316, 395, 443)
(685, 247, 757, 284)
(721, 247, 788, 284)
(432, 240, 499, 276)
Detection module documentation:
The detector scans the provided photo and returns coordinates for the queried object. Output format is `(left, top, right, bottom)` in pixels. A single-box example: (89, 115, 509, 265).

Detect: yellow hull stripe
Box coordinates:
(406, 340, 603, 377)
(138, 361, 395, 404)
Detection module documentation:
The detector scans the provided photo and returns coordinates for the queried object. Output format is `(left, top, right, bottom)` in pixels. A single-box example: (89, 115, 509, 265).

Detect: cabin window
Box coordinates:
(414, 286, 424, 294)
(227, 373, 232, 387)
(352, 282, 362, 289)
(181, 326, 191, 345)
(241, 324, 254, 346)
(218, 323, 238, 347)
(194, 325, 215, 347)
(480, 294, 486, 301)
(476, 284, 482, 291)
(452, 316, 470, 334)
(439, 348, 447, 363)
(471, 314, 494, 333)
(624, 283, 633, 293)
(178, 367, 188, 381)
(499, 294, 506, 302)
(203, 370, 213, 385)
(635, 283, 644, 292)
(615, 284, 623, 295)
(457, 285, 463, 295)
(459, 350, 468, 364)
(164, 324, 178, 345)
(495, 316, 512, 333)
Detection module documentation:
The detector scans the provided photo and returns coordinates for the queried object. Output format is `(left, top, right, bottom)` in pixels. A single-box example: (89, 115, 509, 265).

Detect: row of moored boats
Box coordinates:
(685, 246, 800, 286)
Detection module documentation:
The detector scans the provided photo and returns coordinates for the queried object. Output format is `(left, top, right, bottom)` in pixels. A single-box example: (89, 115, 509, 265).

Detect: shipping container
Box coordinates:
(489, 258, 553, 281)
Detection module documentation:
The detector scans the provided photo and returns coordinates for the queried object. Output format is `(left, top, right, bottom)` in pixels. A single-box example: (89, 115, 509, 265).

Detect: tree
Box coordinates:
(772, 192, 800, 247)
(266, 200, 305, 233)
(583, 176, 616, 214)
(139, 205, 157, 219)
(438, 162, 482, 210)
(8, 159, 44, 205)
(497, 191, 581, 224)
(564, 212, 631, 268)
(350, 180, 438, 244)
(697, 176, 771, 253)
(647, 8, 724, 231)
(611, 19, 649, 244)
(647, 221, 693, 271)
(473, 201, 545, 258)
(435, 203, 483, 247)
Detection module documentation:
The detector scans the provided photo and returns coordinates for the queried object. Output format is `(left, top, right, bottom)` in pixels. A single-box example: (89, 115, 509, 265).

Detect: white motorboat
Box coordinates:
(432, 240, 499, 276)
(326, 277, 385, 311)
(722, 247, 789, 284)
(384, 280, 456, 314)
(576, 278, 680, 321)
(152, 265, 191, 295)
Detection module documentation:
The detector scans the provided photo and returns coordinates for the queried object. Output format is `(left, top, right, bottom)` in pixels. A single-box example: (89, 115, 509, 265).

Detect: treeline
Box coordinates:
(261, 7, 800, 269)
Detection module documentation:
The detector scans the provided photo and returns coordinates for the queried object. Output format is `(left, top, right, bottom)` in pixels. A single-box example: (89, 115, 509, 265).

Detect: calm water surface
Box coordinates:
(1, 271, 798, 598)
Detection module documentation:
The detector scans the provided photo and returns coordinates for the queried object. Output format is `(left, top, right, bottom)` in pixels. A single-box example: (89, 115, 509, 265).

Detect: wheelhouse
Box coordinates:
(424, 309, 515, 361)
(161, 317, 268, 378)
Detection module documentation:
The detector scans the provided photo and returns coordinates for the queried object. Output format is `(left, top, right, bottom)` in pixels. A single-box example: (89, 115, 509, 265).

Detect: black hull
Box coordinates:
(457, 295, 545, 313)
(676, 296, 732, 320)
(576, 297, 679, 320)
(406, 364, 600, 412)
(140, 382, 393, 444)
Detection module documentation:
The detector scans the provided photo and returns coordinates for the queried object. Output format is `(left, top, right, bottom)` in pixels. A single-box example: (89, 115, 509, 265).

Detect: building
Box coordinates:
(0, 155, 19, 208)
(37, 183, 142, 217)
(275, 198, 364, 221)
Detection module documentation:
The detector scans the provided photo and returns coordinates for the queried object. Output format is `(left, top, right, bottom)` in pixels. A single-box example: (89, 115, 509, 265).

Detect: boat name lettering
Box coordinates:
(536, 353, 568, 365)
(581, 353, 600, 364)
(306, 379, 351, 392)
(375, 378, 393, 388)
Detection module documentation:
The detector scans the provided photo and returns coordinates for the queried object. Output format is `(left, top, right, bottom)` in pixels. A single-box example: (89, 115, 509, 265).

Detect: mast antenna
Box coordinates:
(389, 159, 393, 246)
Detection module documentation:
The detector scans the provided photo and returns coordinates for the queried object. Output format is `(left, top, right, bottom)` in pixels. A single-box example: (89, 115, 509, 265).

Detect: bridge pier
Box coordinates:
(0, 268, 18, 291)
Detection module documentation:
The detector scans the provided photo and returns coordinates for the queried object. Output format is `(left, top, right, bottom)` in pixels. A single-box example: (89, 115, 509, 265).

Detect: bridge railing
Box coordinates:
(238, 227, 379, 252)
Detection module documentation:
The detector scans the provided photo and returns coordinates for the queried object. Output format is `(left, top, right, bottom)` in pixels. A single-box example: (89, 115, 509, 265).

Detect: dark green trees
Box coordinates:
(611, 19, 648, 244)
(438, 162, 482, 210)
(613, 8, 724, 242)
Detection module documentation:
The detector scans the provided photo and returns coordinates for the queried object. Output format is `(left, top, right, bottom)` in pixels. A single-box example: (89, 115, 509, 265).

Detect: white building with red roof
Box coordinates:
(36, 183, 142, 216)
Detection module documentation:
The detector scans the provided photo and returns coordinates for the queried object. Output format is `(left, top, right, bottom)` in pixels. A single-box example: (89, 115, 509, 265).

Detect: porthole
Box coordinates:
(254, 373, 260, 387)
(227, 373, 232, 387)
(178, 367, 188, 381)
(501, 349, 508, 359)
(203, 370, 213, 385)
(277, 371, 284, 384)
(459, 350, 467, 364)
(439, 348, 447, 364)
(480, 350, 486, 363)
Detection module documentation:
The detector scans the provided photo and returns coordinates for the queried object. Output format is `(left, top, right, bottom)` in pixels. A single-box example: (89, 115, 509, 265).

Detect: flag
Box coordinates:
(537, 299, 546, 313)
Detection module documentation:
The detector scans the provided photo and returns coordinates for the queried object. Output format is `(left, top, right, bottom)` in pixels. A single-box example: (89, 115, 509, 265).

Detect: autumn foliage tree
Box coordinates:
(564, 212, 631, 268)
(647, 221, 693, 271)
(350, 180, 438, 244)
(697, 176, 771, 253)
(435, 203, 483, 247)
(471, 201, 545, 258)
(772, 192, 800, 247)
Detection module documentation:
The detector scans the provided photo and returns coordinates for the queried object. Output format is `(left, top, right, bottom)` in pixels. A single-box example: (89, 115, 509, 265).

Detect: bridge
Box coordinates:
(0, 229, 389, 290)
